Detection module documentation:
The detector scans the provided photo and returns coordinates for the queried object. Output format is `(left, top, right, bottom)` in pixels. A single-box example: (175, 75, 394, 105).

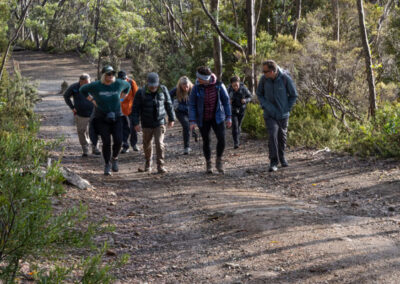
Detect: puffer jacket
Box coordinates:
(169, 87, 190, 114)
(228, 83, 252, 114)
(131, 85, 175, 128)
(256, 68, 298, 120)
(189, 74, 232, 127)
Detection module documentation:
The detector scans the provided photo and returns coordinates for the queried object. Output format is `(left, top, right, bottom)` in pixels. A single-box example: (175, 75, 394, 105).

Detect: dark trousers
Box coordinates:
(89, 113, 99, 147)
(199, 120, 225, 161)
(94, 116, 123, 164)
(122, 115, 138, 149)
(232, 111, 245, 146)
(264, 116, 289, 166)
(176, 111, 197, 148)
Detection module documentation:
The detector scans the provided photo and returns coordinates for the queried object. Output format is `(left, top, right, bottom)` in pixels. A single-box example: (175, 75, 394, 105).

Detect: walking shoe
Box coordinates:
(111, 158, 119, 172)
(234, 144, 239, 149)
(206, 160, 212, 174)
(281, 159, 289, 167)
(92, 145, 101, 155)
(183, 147, 191, 155)
(121, 147, 129, 154)
(269, 165, 278, 172)
(104, 163, 112, 176)
(158, 167, 167, 174)
(82, 153, 88, 157)
(132, 145, 139, 151)
(216, 157, 224, 174)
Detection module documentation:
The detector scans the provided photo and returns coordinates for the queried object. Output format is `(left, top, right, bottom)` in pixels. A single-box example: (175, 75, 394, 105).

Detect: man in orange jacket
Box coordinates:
(118, 71, 139, 153)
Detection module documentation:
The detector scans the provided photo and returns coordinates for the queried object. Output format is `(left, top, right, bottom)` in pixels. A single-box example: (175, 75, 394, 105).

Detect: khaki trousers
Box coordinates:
(142, 125, 166, 169)
(75, 115, 90, 154)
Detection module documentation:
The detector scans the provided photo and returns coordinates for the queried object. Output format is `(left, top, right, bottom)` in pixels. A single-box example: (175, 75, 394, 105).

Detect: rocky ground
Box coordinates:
(12, 50, 400, 283)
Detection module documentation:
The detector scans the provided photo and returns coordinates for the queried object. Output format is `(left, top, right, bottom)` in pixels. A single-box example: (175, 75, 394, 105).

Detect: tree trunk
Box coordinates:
(246, 0, 256, 94)
(211, 0, 223, 80)
(0, 0, 33, 80)
(231, 0, 239, 28)
(292, 0, 301, 41)
(328, 0, 339, 97)
(357, 0, 377, 117)
(94, 0, 101, 44)
(41, 0, 67, 51)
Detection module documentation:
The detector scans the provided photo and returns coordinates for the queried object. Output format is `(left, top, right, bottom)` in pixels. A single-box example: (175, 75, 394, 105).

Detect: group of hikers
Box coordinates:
(63, 59, 298, 176)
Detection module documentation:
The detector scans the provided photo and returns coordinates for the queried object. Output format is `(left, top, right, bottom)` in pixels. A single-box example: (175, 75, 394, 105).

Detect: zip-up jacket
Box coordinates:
(256, 68, 298, 120)
(63, 82, 94, 117)
(228, 83, 252, 114)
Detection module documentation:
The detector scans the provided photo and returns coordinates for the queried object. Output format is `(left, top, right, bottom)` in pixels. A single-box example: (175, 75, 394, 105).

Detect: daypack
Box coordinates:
(259, 69, 291, 94)
(121, 78, 138, 116)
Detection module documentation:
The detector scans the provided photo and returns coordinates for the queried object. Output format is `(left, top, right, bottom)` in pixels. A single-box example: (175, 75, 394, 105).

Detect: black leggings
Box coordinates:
(94, 116, 123, 164)
(199, 120, 225, 161)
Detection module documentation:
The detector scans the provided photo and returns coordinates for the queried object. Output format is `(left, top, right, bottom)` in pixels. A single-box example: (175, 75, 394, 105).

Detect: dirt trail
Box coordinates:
(13, 50, 400, 283)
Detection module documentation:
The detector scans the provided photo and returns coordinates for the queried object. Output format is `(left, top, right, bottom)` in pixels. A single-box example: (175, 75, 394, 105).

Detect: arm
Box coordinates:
(220, 83, 232, 122)
(243, 85, 253, 103)
(189, 86, 197, 125)
(120, 80, 131, 100)
(63, 84, 75, 110)
(163, 87, 176, 123)
(131, 89, 142, 127)
(169, 87, 177, 100)
(286, 76, 298, 111)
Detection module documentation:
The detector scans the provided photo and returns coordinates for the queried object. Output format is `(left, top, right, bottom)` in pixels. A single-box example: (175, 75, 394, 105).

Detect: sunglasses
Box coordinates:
(105, 72, 115, 76)
(262, 70, 272, 74)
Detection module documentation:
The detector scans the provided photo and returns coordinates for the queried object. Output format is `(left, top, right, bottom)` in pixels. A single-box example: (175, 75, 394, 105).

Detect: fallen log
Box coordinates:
(60, 167, 92, 190)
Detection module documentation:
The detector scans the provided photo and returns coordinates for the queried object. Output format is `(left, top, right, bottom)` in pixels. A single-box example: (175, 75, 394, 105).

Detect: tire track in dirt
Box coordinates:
(13, 50, 400, 283)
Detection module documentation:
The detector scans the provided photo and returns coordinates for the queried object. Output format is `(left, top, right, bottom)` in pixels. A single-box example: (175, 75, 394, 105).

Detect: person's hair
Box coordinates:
(100, 73, 116, 84)
(197, 66, 212, 76)
(230, 76, 240, 84)
(176, 76, 193, 102)
(262, 60, 278, 72)
(79, 73, 90, 81)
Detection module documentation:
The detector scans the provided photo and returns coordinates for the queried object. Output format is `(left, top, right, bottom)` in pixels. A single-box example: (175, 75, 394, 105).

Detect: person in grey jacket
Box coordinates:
(256, 60, 298, 172)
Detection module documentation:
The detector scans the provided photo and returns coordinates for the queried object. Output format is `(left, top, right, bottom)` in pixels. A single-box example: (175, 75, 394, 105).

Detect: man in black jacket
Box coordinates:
(131, 72, 175, 173)
(63, 73, 100, 156)
(228, 76, 252, 149)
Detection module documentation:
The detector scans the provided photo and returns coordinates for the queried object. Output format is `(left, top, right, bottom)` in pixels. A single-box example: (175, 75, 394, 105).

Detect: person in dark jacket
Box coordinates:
(170, 76, 197, 155)
(256, 59, 298, 172)
(80, 66, 131, 175)
(228, 76, 252, 149)
(189, 66, 232, 174)
(132, 72, 175, 173)
(63, 73, 100, 156)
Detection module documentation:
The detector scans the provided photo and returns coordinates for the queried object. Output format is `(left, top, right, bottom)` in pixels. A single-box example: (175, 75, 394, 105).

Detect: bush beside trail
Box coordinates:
(0, 72, 127, 283)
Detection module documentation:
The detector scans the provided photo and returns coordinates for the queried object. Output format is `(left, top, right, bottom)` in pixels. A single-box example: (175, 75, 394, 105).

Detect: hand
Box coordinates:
(120, 92, 127, 100)
(134, 125, 142, 132)
(168, 121, 174, 128)
(72, 108, 77, 115)
(241, 99, 246, 104)
(226, 121, 232, 129)
(190, 124, 197, 131)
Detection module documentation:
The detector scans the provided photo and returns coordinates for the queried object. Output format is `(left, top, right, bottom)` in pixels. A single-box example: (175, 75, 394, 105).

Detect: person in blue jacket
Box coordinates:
(189, 66, 232, 174)
(256, 60, 298, 172)
(170, 76, 198, 155)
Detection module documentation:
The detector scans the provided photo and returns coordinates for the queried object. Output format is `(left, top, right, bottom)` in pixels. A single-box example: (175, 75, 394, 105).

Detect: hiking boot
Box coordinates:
(183, 147, 191, 155)
(281, 159, 289, 167)
(132, 145, 139, 151)
(269, 164, 278, 172)
(104, 163, 112, 176)
(82, 153, 88, 157)
(120, 147, 129, 154)
(158, 167, 167, 174)
(234, 144, 239, 149)
(216, 157, 224, 174)
(206, 160, 212, 174)
(92, 145, 101, 155)
(111, 158, 119, 172)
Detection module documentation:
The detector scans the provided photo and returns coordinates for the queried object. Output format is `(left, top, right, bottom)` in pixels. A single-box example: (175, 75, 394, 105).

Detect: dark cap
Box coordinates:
(117, 70, 127, 80)
(147, 72, 159, 87)
(101, 65, 116, 74)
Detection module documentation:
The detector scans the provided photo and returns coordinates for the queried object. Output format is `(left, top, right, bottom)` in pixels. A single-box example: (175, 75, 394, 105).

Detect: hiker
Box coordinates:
(80, 66, 131, 175)
(63, 73, 101, 156)
(189, 66, 232, 174)
(256, 59, 298, 172)
(117, 70, 139, 153)
(131, 72, 175, 173)
(170, 76, 198, 155)
(228, 76, 252, 149)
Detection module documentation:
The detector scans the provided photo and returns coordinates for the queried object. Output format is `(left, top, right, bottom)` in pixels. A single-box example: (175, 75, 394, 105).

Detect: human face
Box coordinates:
(104, 72, 115, 84)
(181, 83, 189, 93)
(148, 86, 158, 93)
(262, 66, 276, 79)
(198, 78, 209, 85)
(231, 81, 240, 92)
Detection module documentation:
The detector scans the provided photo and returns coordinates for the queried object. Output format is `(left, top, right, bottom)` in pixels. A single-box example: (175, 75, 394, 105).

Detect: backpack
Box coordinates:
(121, 78, 138, 116)
(259, 69, 291, 94)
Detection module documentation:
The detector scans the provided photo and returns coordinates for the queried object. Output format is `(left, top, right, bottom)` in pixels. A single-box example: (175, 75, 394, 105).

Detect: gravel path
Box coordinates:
(13, 50, 400, 283)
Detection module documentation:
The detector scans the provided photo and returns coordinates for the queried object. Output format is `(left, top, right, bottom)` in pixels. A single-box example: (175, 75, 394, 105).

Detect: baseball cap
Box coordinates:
(101, 65, 116, 74)
(147, 72, 159, 87)
(117, 70, 127, 80)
